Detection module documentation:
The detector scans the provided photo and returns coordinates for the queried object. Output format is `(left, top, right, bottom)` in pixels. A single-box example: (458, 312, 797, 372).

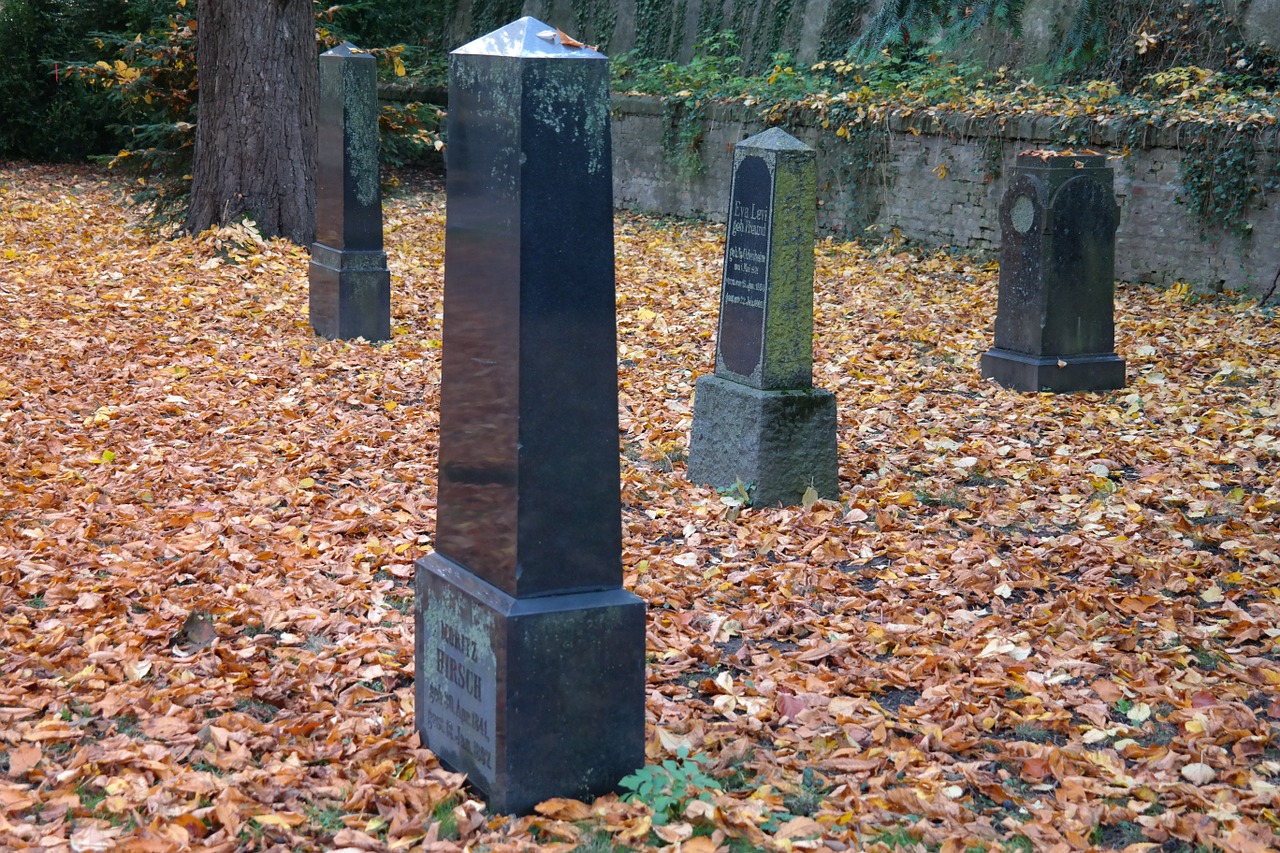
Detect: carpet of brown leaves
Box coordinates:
(1, 163, 1278, 852)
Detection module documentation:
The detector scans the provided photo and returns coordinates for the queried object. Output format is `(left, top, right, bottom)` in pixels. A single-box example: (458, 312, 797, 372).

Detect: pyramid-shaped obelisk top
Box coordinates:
(453, 16, 605, 59)
(743, 126, 812, 152)
(325, 41, 365, 58)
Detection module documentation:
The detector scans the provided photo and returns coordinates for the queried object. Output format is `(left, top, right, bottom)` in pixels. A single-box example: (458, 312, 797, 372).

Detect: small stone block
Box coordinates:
(415, 553, 646, 815)
(309, 246, 391, 341)
(687, 374, 838, 508)
(980, 348, 1125, 393)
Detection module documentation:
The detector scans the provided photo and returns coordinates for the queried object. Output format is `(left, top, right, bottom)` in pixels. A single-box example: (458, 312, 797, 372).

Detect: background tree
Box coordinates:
(183, 0, 317, 243)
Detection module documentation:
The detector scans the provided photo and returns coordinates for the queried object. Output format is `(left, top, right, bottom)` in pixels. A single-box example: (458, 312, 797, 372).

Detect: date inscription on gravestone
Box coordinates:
(422, 600, 497, 777)
(718, 154, 774, 379)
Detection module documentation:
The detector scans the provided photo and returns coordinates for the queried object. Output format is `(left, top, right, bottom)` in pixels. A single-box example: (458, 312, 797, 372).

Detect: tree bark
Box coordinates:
(183, 0, 317, 244)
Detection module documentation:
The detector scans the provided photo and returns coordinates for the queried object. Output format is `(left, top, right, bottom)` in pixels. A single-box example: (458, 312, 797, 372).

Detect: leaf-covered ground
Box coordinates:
(1, 163, 1279, 853)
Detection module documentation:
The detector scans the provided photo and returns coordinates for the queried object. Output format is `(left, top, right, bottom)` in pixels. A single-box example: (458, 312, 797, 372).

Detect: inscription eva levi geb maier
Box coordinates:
(718, 154, 774, 379)
(423, 610, 497, 775)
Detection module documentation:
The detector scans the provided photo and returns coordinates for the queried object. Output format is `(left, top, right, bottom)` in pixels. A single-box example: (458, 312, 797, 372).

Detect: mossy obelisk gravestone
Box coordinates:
(980, 151, 1125, 392)
(309, 42, 391, 342)
(414, 18, 644, 815)
(687, 128, 838, 507)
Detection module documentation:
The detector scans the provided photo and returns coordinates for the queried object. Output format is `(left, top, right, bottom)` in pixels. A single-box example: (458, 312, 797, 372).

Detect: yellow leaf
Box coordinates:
(801, 486, 819, 509)
(393, 57, 406, 77)
(534, 798, 591, 821)
(384, 400, 398, 411)
(252, 812, 305, 828)
(653, 822, 693, 844)
(656, 727, 692, 753)
(299, 477, 316, 489)
(932, 163, 948, 179)
(1201, 584, 1225, 603)
(124, 660, 152, 682)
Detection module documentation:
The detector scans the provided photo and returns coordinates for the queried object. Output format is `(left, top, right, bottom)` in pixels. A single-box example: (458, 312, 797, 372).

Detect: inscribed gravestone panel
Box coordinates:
(419, 587, 498, 782)
(718, 154, 773, 380)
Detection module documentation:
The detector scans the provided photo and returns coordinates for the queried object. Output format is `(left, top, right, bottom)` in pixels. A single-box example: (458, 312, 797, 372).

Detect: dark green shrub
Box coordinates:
(0, 0, 131, 160)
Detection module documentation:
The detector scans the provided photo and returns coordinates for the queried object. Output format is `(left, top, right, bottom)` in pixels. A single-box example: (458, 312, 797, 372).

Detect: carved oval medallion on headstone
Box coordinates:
(1010, 194, 1035, 234)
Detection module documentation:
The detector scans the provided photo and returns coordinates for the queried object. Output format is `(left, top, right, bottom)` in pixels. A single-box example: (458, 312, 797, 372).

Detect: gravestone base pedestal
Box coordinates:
(687, 374, 838, 508)
(309, 244, 391, 342)
(980, 348, 1125, 393)
(415, 554, 645, 816)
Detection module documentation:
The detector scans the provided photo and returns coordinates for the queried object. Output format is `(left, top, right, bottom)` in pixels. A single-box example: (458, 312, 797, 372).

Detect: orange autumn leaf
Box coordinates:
(535, 798, 592, 821)
(556, 28, 584, 48)
(6, 744, 41, 777)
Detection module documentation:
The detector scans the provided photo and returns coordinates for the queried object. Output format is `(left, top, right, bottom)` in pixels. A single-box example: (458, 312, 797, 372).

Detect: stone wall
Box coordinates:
(610, 96, 1280, 296)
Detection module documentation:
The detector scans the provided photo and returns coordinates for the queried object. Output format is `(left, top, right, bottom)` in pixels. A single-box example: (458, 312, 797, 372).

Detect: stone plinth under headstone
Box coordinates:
(414, 17, 644, 816)
(980, 150, 1126, 392)
(686, 128, 838, 508)
(309, 42, 391, 342)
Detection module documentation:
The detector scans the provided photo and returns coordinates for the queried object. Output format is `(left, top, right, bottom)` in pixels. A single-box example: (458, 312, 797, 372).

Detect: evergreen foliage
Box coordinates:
(0, 0, 141, 160)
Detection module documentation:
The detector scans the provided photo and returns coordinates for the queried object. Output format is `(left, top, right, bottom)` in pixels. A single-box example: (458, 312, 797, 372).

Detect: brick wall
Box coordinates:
(610, 96, 1280, 296)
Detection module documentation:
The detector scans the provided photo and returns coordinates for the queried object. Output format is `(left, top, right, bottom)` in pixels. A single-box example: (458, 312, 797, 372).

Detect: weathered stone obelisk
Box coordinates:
(309, 42, 391, 341)
(980, 150, 1126, 392)
(687, 128, 838, 507)
(414, 18, 645, 815)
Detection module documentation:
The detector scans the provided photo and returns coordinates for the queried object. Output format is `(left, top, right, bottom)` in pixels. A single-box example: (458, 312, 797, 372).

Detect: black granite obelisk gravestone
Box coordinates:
(309, 42, 391, 342)
(980, 150, 1126, 392)
(413, 18, 645, 815)
(686, 128, 838, 507)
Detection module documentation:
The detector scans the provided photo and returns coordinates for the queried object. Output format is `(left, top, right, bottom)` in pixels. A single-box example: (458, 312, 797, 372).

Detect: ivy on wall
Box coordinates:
(819, 0, 873, 61)
(467, 0, 525, 38)
(634, 0, 681, 60)
(574, 0, 618, 50)
(1178, 126, 1280, 240)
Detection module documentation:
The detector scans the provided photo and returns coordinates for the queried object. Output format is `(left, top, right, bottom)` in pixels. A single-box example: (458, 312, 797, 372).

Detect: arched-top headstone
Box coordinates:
(981, 150, 1126, 393)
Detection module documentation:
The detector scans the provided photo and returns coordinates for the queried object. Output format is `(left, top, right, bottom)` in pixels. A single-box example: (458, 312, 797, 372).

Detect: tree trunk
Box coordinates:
(184, 0, 317, 244)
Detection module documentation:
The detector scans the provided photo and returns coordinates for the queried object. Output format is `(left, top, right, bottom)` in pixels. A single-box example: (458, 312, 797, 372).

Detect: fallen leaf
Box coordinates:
(535, 798, 591, 821)
(1200, 584, 1225, 603)
(1180, 762, 1216, 785)
(6, 743, 41, 777)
